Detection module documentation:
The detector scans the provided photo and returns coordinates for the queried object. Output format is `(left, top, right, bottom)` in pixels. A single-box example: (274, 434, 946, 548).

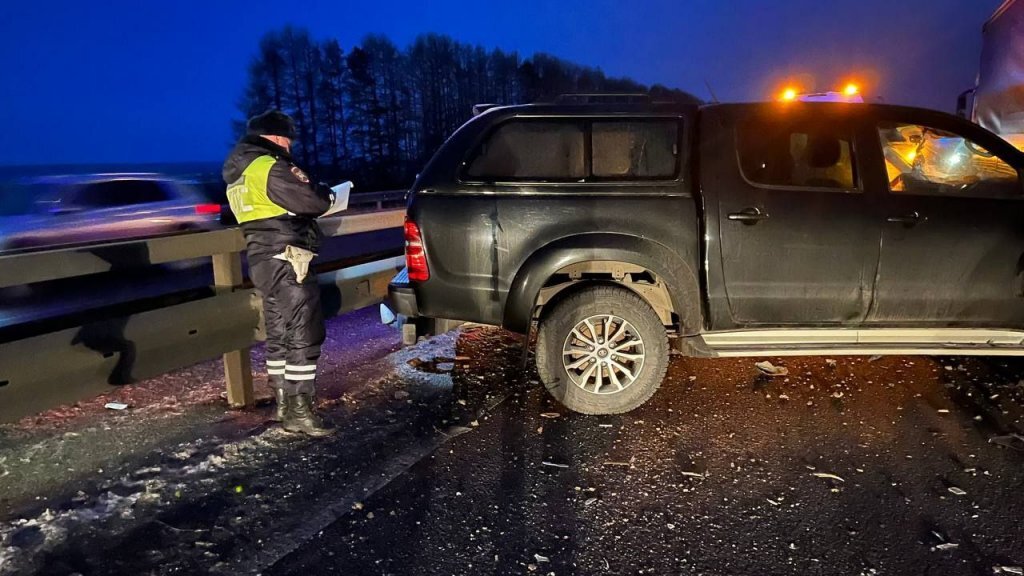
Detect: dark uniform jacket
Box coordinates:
(222, 135, 333, 261)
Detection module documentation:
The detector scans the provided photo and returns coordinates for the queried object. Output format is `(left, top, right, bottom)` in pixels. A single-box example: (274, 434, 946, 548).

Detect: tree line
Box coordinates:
(236, 26, 700, 190)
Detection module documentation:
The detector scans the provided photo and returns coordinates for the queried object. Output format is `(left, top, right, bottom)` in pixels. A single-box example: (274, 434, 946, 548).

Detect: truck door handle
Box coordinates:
(887, 211, 924, 226)
(728, 207, 769, 224)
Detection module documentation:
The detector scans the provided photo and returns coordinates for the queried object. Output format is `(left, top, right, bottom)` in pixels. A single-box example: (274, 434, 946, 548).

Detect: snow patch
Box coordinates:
(0, 491, 142, 575)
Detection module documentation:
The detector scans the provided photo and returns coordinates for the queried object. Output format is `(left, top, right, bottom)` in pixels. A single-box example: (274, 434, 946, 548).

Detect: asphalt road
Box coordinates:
(268, 351, 1024, 576)
(1, 313, 1023, 576)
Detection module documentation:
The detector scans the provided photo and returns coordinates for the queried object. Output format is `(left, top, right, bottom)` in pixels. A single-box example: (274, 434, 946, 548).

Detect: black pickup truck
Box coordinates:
(389, 99, 1024, 414)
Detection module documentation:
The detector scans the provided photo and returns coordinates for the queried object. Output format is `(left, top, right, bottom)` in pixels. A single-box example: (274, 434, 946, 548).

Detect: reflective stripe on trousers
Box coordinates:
(285, 364, 317, 381)
(267, 359, 286, 376)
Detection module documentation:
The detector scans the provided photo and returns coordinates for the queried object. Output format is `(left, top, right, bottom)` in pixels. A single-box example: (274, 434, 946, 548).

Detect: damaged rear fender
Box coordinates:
(502, 233, 702, 335)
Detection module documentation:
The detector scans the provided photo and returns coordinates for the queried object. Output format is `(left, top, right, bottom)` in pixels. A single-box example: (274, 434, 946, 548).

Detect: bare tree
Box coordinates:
(235, 28, 702, 190)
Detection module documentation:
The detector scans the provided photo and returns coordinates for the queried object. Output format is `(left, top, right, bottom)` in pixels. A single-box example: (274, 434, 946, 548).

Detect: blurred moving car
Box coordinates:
(0, 174, 222, 252)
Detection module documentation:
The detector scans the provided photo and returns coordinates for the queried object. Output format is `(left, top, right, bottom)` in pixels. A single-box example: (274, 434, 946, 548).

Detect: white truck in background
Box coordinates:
(962, 0, 1024, 149)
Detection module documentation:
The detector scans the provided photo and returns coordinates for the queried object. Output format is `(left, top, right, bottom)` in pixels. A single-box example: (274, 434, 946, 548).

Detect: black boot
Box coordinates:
(283, 393, 336, 437)
(271, 387, 289, 422)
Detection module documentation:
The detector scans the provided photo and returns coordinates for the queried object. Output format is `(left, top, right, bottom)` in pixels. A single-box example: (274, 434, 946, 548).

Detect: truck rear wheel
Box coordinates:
(536, 286, 669, 414)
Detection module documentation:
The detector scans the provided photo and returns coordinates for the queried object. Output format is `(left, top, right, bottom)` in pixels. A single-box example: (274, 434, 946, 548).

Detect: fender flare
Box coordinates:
(502, 233, 702, 334)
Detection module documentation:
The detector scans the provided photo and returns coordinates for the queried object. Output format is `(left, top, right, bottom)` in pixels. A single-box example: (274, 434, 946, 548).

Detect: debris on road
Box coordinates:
(948, 486, 967, 496)
(103, 402, 128, 411)
(6, 315, 1024, 576)
(868, 355, 883, 362)
(989, 434, 1024, 451)
(937, 409, 950, 414)
(755, 361, 789, 376)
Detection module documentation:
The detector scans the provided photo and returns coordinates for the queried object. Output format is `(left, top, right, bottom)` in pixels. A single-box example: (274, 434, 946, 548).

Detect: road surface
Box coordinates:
(1, 310, 1022, 575)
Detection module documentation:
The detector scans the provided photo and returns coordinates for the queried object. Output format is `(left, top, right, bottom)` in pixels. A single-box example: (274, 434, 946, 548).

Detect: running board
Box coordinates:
(701, 328, 1024, 357)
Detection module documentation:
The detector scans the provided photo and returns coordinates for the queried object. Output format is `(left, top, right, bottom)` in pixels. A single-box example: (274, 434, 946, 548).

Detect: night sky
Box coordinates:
(0, 0, 998, 165)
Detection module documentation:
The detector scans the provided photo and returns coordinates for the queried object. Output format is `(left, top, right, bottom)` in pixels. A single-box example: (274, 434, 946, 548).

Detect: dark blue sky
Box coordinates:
(0, 0, 998, 165)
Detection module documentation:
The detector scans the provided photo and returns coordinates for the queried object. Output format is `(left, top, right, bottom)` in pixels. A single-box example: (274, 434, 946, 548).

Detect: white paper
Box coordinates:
(321, 181, 353, 218)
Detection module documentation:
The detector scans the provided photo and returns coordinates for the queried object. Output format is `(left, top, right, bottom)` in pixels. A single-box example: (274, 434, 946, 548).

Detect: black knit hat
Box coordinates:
(246, 110, 297, 140)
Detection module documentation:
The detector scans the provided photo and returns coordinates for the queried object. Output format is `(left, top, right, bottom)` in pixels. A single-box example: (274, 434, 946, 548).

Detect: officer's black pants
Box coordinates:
(249, 255, 325, 395)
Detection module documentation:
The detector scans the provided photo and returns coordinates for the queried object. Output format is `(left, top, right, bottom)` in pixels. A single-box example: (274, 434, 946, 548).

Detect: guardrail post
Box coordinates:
(213, 251, 254, 408)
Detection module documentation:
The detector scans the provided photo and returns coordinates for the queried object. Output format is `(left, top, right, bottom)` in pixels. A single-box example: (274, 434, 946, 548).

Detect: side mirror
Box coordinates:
(956, 88, 976, 120)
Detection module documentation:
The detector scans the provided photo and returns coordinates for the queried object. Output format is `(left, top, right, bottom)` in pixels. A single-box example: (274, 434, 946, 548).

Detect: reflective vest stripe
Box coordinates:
(226, 155, 288, 223)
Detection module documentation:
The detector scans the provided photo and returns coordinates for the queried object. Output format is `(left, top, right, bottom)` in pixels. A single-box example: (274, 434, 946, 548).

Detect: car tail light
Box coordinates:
(404, 217, 429, 282)
(195, 203, 222, 215)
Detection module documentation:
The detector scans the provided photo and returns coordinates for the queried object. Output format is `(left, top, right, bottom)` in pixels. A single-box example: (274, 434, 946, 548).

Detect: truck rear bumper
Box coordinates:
(386, 267, 419, 317)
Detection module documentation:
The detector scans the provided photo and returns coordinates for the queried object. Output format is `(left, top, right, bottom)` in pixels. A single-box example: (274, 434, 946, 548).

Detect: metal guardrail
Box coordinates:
(0, 209, 406, 423)
(0, 209, 405, 288)
(350, 189, 406, 210)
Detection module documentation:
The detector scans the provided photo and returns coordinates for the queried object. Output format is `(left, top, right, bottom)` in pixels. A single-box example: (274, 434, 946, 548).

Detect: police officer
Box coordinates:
(222, 110, 339, 437)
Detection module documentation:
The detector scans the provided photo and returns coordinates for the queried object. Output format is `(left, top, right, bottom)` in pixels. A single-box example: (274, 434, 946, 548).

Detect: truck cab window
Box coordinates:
(465, 120, 585, 181)
(878, 123, 1019, 199)
(737, 120, 856, 190)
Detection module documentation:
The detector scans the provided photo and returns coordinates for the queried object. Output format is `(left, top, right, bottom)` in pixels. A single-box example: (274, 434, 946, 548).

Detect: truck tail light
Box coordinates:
(404, 217, 429, 282)
(194, 203, 222, 215)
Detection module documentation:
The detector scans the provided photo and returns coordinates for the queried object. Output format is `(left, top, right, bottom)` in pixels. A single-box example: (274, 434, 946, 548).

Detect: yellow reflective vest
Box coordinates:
(225, 155, 289, 223)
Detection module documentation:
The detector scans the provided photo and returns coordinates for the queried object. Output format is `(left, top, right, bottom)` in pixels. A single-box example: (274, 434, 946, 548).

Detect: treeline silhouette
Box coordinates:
(236, 26, 700, 190)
